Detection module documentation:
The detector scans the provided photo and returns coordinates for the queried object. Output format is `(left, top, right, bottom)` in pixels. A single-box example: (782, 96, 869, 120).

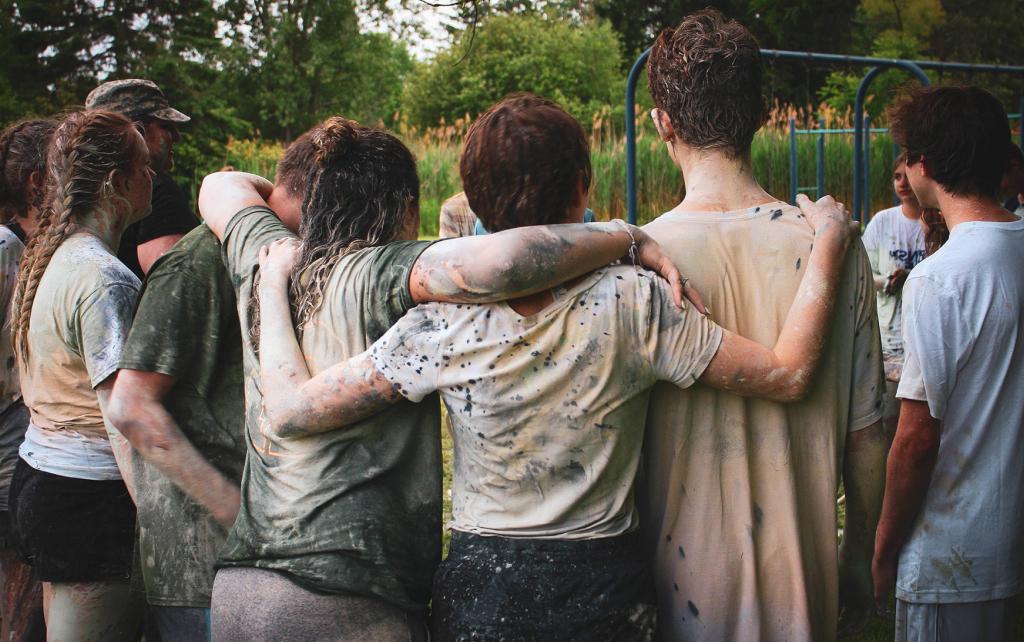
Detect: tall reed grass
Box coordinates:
(195, 104, 907, 237)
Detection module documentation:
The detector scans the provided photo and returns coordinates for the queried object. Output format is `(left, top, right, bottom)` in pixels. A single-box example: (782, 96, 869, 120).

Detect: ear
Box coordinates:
(912, 155, 931, 179)
(108, 168, 130, 195)
(25, 170, 45, 201)
(650, 108, 676, 142)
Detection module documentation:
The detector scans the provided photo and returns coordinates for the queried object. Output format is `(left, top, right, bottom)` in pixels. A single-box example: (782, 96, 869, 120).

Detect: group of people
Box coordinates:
(0, 8, 1020, 642)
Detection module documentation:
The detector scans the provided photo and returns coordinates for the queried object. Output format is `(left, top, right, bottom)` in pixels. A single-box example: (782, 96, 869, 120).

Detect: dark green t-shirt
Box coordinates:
(217, 206, 442, 615)
(119, 224, 246, 607)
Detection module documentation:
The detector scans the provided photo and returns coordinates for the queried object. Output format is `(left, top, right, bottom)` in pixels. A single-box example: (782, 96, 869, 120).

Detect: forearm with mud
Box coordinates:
(258, 276, 399, 437)
(106, 392, 241, 527)
(410, 221, 639, 303)
(702, 227, 848, 401)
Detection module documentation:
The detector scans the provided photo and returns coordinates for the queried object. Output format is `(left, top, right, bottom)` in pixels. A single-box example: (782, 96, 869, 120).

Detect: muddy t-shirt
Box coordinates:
(217, 206, 441, 615)
(118, 224, 246, 607)
(372, 266, 722, 539)
(641, 203, 884, 642)
(0, 226, 24, 415)
(863, 206, 926, 358)
(18, 233, 139, 475)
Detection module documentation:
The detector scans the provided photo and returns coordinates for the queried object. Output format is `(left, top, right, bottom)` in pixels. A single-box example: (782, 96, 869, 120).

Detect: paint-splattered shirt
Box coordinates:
(118, 225, 245, 607)
(641, 203, 884, 642)
(18, 233, 140, 474)
(372, 265, 722, 539)
(863, 206, 926, 358)
(0, 227, 24, 415)
(217, 206, 442, 615)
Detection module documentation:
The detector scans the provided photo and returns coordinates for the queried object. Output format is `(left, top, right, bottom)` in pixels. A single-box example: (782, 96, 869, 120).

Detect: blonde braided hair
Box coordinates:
(10, 110, 141, 363)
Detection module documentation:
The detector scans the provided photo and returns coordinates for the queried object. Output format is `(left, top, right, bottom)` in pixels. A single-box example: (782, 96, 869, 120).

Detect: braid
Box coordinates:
(10, 110, 139, 363)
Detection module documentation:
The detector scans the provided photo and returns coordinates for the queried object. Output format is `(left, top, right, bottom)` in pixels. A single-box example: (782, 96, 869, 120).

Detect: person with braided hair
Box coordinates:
(6, 110, 154, 641)
(198, 114, 698, 640)
(0, 118, 55, 642)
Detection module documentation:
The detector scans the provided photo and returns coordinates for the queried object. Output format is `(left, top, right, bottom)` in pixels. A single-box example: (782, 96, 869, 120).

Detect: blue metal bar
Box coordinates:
(863, 114, 872, 219)
(1019, 95, 1024, 150)
(625, 50, 650, 224)
(789, 118, 798, 203)
(853, 62, 930, 223)
(793, 127, 889, 135)
(893, 142, 901, 206)
(761, 49, 1024, 75)
(817, 117, 825, 198)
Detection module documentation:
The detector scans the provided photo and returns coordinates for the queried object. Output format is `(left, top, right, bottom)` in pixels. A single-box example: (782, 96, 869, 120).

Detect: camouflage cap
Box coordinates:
(85, 79, 190, 123)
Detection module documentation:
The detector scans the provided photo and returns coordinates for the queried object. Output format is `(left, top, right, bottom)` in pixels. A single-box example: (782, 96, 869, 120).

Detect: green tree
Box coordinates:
(402, 10, 623, 128)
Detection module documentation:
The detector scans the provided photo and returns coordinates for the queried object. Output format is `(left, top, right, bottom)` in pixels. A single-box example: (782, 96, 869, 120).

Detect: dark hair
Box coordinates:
(292, 116, 419, 328)
(922, 208, 949, 256)
(12, 110, 143, 360)
(274, 131, 317, 199)
(460, 93, 591, 232)
(647, 9, 765, 157)
(0, 119, 58, 223)
(888, 85, 1011, 197)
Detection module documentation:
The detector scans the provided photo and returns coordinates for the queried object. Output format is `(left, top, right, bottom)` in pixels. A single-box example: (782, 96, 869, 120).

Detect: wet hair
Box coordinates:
(11, 110, 145, 361)
(647, 9, 765, 158)
(291, 117, 419, 330)
(888, 85, 1012, 198)
(0, 119, 58, 224)
(273, 131, 317, 200)
(460, 93, 591, 232)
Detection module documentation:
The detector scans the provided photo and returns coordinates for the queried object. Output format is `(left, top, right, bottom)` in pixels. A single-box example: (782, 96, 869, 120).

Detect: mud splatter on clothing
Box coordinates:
(371, 265, 721, 538)
(641, 203, 884, 641)
(18, 233, 139, 472)
(119, 226, 246, 608)
(217, 206, 441, 615)
(432, 531, 655, 641)
(0, 226, 25, 418)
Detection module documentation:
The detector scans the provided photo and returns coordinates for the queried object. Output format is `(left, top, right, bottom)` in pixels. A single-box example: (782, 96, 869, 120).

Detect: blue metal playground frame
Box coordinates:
(624, 48, 1024, 224)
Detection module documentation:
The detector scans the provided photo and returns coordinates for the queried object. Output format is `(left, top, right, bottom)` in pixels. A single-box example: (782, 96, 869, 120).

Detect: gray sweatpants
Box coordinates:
(211, 567, 427, 642)
(896, 595, 1019, 642)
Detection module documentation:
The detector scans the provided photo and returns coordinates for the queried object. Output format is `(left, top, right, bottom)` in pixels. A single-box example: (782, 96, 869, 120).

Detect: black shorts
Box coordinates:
(9, 458, 136, 582)
(431, 530, 656, 641)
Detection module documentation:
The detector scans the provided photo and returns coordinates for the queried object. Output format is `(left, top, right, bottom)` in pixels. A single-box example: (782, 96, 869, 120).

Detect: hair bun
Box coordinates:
(313, 117, 359, 164)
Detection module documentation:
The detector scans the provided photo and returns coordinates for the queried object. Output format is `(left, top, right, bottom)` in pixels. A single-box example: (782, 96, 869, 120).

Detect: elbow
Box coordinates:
(105, 393, 138, 442)
(769, 367, 814, 403)
(265, 403, 314, 440)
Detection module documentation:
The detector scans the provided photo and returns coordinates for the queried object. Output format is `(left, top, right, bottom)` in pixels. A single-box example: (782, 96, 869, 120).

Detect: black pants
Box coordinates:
(9, 459, 135, 582)
(432, 530, 656, 641)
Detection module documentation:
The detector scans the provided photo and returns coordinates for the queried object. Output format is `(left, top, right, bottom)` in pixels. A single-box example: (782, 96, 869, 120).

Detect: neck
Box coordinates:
(73, 204, 129, 251)
(671, 145, 773, 212)
(933, 190, 1017, 230)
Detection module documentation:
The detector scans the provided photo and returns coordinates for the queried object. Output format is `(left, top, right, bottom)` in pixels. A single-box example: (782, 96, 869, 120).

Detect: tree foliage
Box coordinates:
(401, 10, 623, 128)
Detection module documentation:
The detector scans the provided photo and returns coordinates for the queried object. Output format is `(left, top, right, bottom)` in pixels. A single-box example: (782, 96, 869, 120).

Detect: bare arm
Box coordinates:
(197, 171, 274, 239)
(838, 421, 887, 634)
(698, 194, 853, 402)
(410, 222, 701, 310)
(872, 399, 939, 607)
(96, 379, 136, 502)
(255, 240, 402, 438)
(106, 370, 241, 528)
(137, 234, 184, 275)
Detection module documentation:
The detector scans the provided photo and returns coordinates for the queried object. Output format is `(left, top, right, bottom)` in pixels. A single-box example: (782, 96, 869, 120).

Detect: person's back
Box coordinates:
(643, 202, 881, 640)
(639, 10, 885, 639)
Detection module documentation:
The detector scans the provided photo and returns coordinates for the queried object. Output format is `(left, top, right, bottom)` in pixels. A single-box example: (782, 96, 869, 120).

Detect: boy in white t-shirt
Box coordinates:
(863, 158, 927, 436)
(873, 85, 1024, 642)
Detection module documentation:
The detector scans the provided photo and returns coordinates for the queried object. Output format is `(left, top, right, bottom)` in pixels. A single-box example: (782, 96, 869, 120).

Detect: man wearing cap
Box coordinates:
(85, 79, 198, 277)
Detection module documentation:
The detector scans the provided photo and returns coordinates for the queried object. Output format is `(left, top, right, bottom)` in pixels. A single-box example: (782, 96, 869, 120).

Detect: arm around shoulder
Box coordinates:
(198, 171, 274, 240)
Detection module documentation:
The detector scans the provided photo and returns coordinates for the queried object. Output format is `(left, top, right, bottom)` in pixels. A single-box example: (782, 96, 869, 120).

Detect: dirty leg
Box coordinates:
(42, 581, 142, 642)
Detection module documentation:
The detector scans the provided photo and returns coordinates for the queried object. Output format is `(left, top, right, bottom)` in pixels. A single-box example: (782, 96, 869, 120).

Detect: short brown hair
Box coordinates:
(888, 85, 1011, 197)
(460, 93, 591, 232)
(274, 131, 317, 197)
(647, 9, 765, 157)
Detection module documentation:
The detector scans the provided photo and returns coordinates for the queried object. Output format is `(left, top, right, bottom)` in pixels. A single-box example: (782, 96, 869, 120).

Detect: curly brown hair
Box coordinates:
(646, 9, 765, 158)
(460, 93, 591, 232)
(10, 110, 144, 362)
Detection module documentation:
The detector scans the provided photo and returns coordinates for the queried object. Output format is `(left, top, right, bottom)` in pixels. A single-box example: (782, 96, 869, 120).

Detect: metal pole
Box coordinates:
(817, 117, 825, 198)
(893, 142, 901, 206)
(863, 114, 872, 219)
(789, 117, 798, 203)
(853, 62, 929, 222)
(1019, 92, 1024, 150)
(625, 50, 650, 225)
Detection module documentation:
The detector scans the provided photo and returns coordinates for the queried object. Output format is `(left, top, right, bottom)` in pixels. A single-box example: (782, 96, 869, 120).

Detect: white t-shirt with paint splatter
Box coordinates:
(372, 265, 722, 540)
